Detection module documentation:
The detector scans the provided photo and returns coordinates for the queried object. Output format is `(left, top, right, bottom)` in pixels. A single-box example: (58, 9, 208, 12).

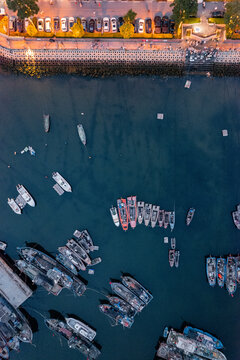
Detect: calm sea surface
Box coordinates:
(1, 73, 240, 360)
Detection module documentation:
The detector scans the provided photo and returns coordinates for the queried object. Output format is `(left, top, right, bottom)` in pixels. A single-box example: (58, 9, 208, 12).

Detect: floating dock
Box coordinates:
(53, 183, 64, 196)
(0, 256, 33, 308)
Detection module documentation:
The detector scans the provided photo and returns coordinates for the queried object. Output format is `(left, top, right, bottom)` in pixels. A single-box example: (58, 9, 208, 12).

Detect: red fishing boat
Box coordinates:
(117, 198, 129, 231)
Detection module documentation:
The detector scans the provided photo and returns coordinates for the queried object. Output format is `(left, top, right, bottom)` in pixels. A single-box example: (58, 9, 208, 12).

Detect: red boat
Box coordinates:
(117, 198, 129, 231)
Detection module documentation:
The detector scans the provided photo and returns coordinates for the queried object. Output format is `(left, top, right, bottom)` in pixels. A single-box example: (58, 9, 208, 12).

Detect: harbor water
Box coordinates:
(0, 73, 240, 360)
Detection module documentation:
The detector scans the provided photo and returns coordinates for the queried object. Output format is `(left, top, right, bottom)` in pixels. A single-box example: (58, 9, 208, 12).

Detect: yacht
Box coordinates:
(77, 124, 86, 146)
(52, 172, 72, 192)
(7, 198, 21, 215)
(16, 185, 35, 207)
(110, 206, 120, 227)
(65, 317, 96, 341)
(137, 201, 144, 224)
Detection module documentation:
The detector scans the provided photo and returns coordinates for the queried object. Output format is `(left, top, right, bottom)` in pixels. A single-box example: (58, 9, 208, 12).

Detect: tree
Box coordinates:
(123, 9, 137, 23)
(6, 0, 39, 20)
(26, 23, 37, 36)
(120, 21, 134, 39)
(224, 0, 240, 35)
(72, 18, 84, 38)
(170, 0, 197, 27)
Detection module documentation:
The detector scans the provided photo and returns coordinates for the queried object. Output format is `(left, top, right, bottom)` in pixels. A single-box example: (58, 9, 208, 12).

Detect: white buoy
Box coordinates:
(222, 130, 228, 137)
(157, 113, 164, 120)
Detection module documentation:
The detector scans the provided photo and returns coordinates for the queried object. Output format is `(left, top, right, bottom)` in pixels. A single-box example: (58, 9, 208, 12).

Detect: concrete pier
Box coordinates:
(0, 256, 32, 307)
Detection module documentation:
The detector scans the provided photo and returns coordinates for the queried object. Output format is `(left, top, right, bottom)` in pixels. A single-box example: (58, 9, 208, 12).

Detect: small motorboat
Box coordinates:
(110, 206, 120, 227)
(77, 124, 86, 146)
(186, 208, 195, 226)
(43, 114, 50, 133)
(169, 249, 175, 268)
(170, 237, 176, 250)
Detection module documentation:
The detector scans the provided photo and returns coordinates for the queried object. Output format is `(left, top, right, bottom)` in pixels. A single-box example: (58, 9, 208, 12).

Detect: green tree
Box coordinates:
(72, 18, 84, 37)
(6, 0, 39, 19)
(26, 23, 37, 36)
(170, 0, 198, 27)
(224, 0, 240, 35)
(120, 21, 134, 39)
(123, 9, 137, 23)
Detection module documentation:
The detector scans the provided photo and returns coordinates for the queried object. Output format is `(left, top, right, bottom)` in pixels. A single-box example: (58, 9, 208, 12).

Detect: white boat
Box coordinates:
(151, 205, 159, 228)
(16, 185, 35, 207)
(43, 114, 50, 133)
(0, 241, 7, 251)
(137, 201, 144, 224)
(65, 317, 96, 341)
(52, 172, 72, 192)
(144, 203, 152, 227)
(77, 124, 86, 146)
(7, 198, 21, 215)
(171, 237, 176, 250)
(110, 206, 120, 227)
(158, 210, 164, 227)
(185, 80, 191, 89)
(169, 211, 175, 232)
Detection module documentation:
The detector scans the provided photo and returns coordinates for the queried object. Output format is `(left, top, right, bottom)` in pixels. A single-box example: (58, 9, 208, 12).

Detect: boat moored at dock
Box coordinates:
(121, 275, 153, 305)
(58, 246, 86, 271)
(7, 198, 21, 215)
(158, 210, 164, 227)
(52, 172, 72, 192)
(127, 196, 137, 229)
(16, 185, 35, 207)
(117, 198, 128, 231)
(169, 250, 175, 268)
(226, 256, 237, 296)
(56, 253, 78, 275)
(107, 296, 136, 318)
(232, 211, 240, 229)
(164, 212, 170, 229)
(235, 255, 240, 283)
(151, 205, 159, 228)
(68, 335, 100, 359)
(217, 258, 226, 288)
(66, 239, 91, 265)
(110, 282, 145, 312)
(206, 257, 217, 287)
(99, 304, 133, 328)
(65, 317, 96, 341)
(110, 206, 120, 227)
(144, 203, 152, 227)
(183, 326, 224, 350)
(77, 124, 86, 146)
(137, 201, 144, 224)
(171, 237, 176, 250)
(174, 251, 180, 268)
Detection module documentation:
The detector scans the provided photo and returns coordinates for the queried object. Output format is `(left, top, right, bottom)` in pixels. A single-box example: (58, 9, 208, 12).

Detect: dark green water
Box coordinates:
(1, 74, 240, 360)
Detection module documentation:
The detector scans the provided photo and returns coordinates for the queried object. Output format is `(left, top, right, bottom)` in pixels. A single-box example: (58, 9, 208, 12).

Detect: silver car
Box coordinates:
(111, 17, 117, 33)
(103, 17, 109, 32)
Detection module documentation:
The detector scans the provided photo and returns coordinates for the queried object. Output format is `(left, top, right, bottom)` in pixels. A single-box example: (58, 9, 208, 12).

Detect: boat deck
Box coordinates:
(53, 183, 64, 196)
(0, 256, 33, 307)
(15, 195, 26, 209)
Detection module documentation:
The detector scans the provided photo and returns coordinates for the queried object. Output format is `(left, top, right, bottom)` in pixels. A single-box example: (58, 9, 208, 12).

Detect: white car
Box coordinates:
(111, 17, 117, 33)
(61, 17, 68, 32)
(37, 18, 44, 32)
(138, 19, 144, 33)
(69, 17, 75, 29)
(103, 17, 109, 32)
(45, 17, 51, 32)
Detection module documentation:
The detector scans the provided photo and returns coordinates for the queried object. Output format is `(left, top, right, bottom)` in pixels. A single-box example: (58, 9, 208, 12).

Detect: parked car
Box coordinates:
(145, 18, 152, 34)
(103, 17, 110, 32)
(138, 18, 144, 33)
(9, 16, 17, 31)
(118, 16, 124, 31)
(54, 17, 60, 31)
(111, 17, 117, 33)
(37, 18, 44, 31)
(161, 15, 169, 33)
(154, 16, 161, 34)
(45, 17, 52, 32)
(24, 18, 30, 32)
(211, 10, 225, 17)
(96, 18, 102, 32)
(81, 17, 87, 31)
(88, 18, 95, 32)
(61, 17, 68, 32)
(69, 17, 75, 29)
(169, 19, 175, 34)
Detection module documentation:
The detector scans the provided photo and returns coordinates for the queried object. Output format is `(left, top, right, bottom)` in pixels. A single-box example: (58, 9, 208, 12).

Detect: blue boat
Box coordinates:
(163, 326, 169, 338)
(184, 326, 223, 350)
(206, 257, 216, 287)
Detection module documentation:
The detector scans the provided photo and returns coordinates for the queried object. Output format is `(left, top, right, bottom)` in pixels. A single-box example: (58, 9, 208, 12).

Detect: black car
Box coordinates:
(17, 19, 23, 33)
(154, 16, 161, 34)
(145, 18, 152, 34)
(161, 15, 169, 33)
(118, 16, 124, 31)
(169, 19, 175, 34)
(54, 17, 60, 31)
(88, 18, 95, 33)
(211, 11, 225, 18)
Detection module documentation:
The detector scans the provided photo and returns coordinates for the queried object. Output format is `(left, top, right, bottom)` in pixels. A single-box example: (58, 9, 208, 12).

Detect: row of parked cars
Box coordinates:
(9, 15, 175, 34)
